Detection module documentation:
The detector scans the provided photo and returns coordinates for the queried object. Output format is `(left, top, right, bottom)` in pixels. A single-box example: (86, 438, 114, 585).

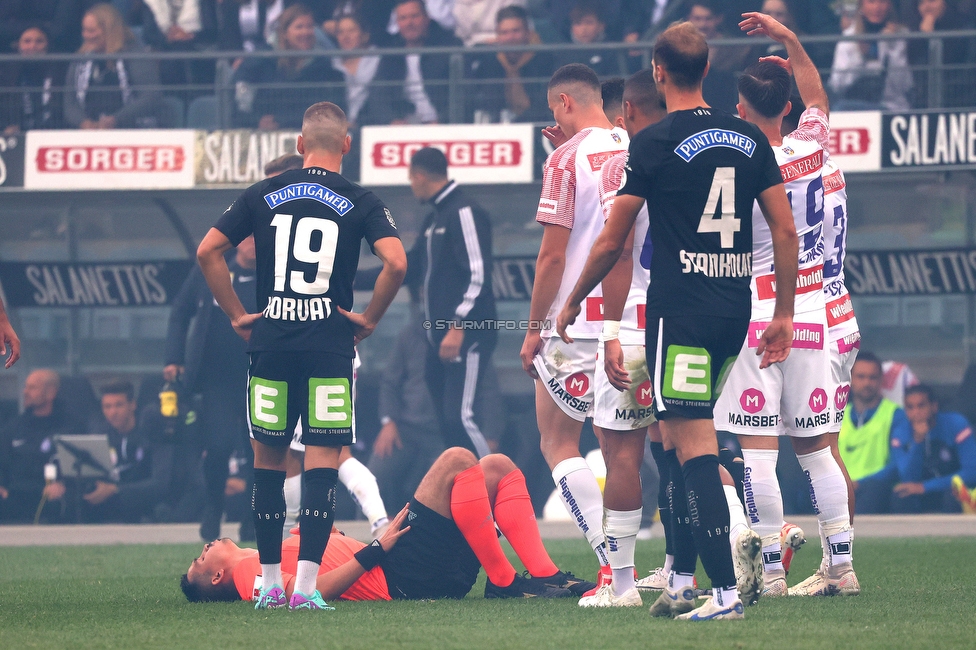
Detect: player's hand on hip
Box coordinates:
(378, 504, 412, 552)
(439, 327, 464, 362)
(231, 312, 262, 342)
(556, 302, 579, 344)
(520, 331, 542, 379)
(756, 316, 793, 369)
(604, 338, 631, 390)
(337, 307, 376, 345)
(739, 12, 792, 42)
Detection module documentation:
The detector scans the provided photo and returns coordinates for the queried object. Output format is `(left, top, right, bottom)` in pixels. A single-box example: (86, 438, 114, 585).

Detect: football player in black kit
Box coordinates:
(197, 102, 407, 611)
(557, 22, 798, 620)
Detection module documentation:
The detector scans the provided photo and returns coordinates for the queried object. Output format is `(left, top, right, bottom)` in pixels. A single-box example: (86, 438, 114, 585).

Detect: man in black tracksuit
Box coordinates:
(408, 147, 496, 457)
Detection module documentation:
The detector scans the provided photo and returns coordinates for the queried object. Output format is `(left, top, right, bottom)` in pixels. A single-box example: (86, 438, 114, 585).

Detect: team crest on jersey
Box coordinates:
(674, 129, 756, 162)
(264, 182, 355, 216)
(782, 145, 795, 155)
(384, 207, 397, 229)
(611, 132, 622, 144)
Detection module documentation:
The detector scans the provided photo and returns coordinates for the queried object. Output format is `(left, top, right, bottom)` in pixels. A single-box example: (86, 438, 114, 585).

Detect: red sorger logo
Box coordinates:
(828, 128, 870, 155)
(566, 372, 589, 397)
(371, 141, 522, 167)
(36, 146, 185, 172)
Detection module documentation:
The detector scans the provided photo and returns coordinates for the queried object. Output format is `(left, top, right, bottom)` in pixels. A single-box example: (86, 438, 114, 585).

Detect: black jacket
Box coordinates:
(371, 21, 462, 124)
(0, 401, 86, 493)
(414, 181, 495, 345)
(165, 257, 257, 393)
(467, 50, 554, 123)
(0, 60, 65, 131)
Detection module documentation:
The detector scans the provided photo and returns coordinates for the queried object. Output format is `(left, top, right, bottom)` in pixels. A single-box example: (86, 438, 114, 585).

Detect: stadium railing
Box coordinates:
(1, 30, 975, 130)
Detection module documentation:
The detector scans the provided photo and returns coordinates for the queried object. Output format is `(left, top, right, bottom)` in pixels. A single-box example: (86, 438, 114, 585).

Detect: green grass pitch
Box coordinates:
(1, 536, 974, 649)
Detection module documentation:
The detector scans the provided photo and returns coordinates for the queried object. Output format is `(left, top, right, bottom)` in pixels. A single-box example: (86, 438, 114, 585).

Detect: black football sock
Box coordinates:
(682, 454, 736, 589)
(297, 467, 339, 564)
(718, 445, 746, 505)
(650, 442, 673, 557)
(667, 449, 697, 575)
(252, 468, 287, 565)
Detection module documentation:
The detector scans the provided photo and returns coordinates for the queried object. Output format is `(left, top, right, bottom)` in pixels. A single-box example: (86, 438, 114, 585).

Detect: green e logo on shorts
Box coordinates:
(663, 345, 712, 401)
(250, 377, 288, 430)
(309, 378, 352, 429)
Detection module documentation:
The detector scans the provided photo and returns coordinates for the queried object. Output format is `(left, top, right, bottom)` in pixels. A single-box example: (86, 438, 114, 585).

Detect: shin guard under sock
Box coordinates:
(649, 441, 674, 556)
(493, 469, 559, 578)
(252, 468, 287, 574)
(551, 456, 608, 565)
(451, 464, 517, 587)
(666, 450, 698, 575)
(682, 454, 736, 589)
(295, 468, 338, 593)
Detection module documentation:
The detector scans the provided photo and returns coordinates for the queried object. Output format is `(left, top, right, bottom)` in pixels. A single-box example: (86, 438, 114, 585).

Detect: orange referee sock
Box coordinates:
(451, 465, 517, 588)
(493, 469, 559, 578)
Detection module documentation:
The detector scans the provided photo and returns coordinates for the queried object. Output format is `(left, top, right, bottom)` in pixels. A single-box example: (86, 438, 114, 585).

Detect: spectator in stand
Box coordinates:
(0, 0, 84, 53)
(687, 0, 751, 113)
(139, 0, 219, 86)
(453, 0, 526, 45)
(746, 0, 802, 61)
(829, 0, 913, 110)
(554, 1, 624, 77)
(889, 384, 976, 512)
(907, 0, 976, 107)
(233, 4, 345, 129)
(332, 13, 382, 125)
(838, 352, 906, 514)
(63, 3, 163, 129)
(0, 26, 65, 134)
(467, 5, 553, 123)
(326, 0, 399, 46)
(216, 0, 277, 51)
(372, 0, 463, 124)
(0, 369, 86, 523)
(79, 381, 175, 523)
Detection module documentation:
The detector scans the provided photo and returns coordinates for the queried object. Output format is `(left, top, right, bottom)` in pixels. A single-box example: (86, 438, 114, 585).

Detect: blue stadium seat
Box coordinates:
(187, 95, 219, 130)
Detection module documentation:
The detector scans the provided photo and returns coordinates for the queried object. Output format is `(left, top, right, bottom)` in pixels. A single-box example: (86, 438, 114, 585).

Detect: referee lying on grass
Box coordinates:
(182, 448, 595, 603)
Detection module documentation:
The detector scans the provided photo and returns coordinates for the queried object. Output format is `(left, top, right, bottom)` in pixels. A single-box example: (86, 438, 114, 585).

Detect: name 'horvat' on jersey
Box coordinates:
(679, 250, 752, 277)
(263, 295, 333, 321)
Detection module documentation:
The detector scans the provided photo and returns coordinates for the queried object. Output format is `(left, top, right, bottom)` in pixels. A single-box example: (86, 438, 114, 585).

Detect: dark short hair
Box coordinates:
(905, 384, 936, 403)
(264, 154, 303, 176)
(410, 147, 448, 177)
(496, 5, 529, 27)
(624, 69, 666, 116)
(180, 573, 241, 603)
(738, 60, 792, 119)
(101, 380, 135, 403)
(601, 77, 625, 113)
(569, 0, 602, 25)
(782, 94, 805, 133)
(653, 22, 709, 90)
(853, 351, 883, 374)
(395, 0, 427, 15)
(548, 63, 600, 93)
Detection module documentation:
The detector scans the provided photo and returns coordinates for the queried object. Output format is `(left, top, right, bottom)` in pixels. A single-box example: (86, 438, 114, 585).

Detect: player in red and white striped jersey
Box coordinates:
(714, 12, 859, 598)
(519, 64, 626, 587)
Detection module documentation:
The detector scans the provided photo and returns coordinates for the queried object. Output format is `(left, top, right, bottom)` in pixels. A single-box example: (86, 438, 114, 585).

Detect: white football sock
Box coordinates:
(714, 586, 740, 608)
(338, 457, 388, 527)
(552, 457, 608, 565)
(723, 485, 749, 544)
(261, 563, 283, 590)
(825, 529, 853, 566)
(740, 448, 785, 540)
(796, 447, 851, 540)
(283, 473, 302, 532)
(663, 554, 674, 573)
(294, 560, 320, 596)
(605, 507, 642, 595)
(670, 571, 695, 590)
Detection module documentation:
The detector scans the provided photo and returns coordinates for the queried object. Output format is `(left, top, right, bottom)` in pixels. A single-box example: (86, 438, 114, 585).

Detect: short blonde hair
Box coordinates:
(302, 102, 349, 153)
(80, 3, 133, 54)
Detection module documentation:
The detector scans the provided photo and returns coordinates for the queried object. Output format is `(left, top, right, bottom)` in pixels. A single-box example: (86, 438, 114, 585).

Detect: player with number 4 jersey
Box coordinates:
(197, 102, 406, 612)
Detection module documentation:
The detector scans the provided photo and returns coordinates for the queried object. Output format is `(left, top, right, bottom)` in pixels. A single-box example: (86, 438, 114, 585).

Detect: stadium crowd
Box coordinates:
(2, 0, 976, 134)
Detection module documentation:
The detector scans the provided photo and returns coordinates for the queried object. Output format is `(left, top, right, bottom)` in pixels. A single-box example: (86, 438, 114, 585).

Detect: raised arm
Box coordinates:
(739, 12, 829, 115)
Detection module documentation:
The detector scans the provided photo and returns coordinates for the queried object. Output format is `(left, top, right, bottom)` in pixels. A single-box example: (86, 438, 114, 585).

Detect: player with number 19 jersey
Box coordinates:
(715, 108, 834, 438)
(617, 107, 782, 419)
(216, 167, 398, 357)
(215, 166, 398, 448)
